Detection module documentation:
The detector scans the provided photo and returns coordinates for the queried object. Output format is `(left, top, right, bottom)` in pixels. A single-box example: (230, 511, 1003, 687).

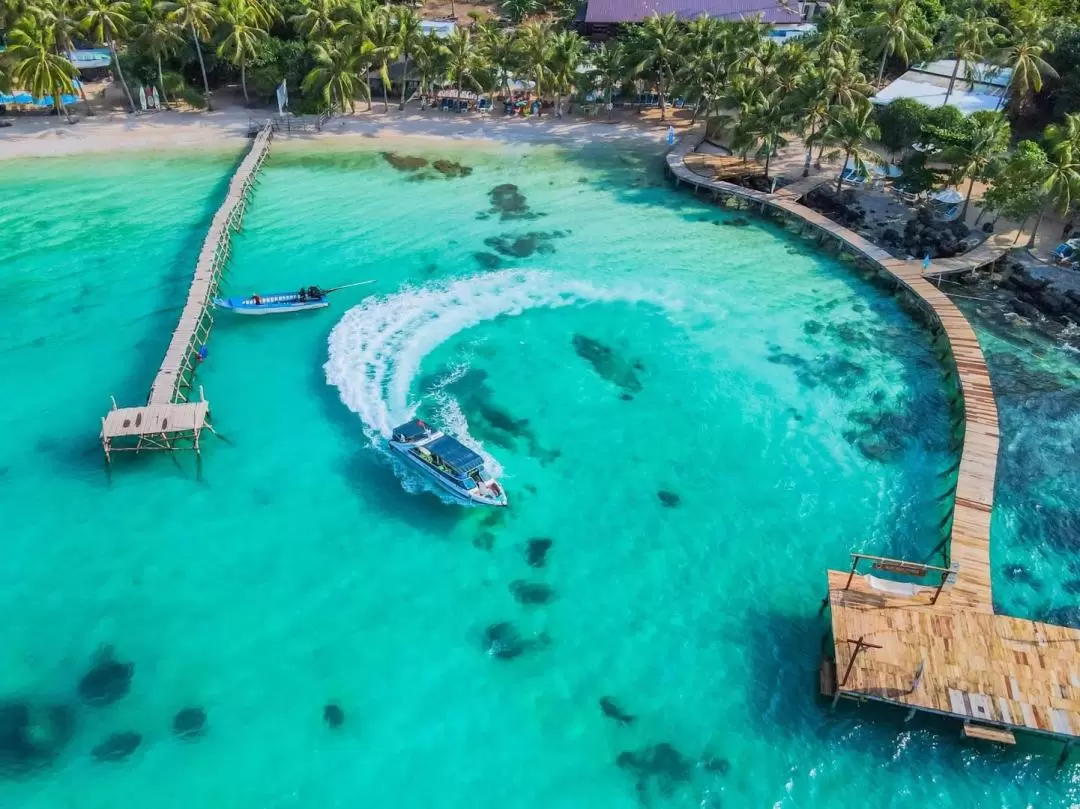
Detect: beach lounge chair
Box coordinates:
(1052, 240, 1079, 264)
(840, 167, 868, 187)
(477, 97, 490, 111)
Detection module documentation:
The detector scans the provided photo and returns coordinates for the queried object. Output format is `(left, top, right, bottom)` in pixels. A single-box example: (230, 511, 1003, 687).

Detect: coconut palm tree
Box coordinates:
(518, 19, 553, 113)
(816, 0, 856, 61)
(477, 22, 519, 103)
(37, 0, 95, 115)
(410, 30, 446, 109)
(156, 0, 218, 109)
(132, 0, 182, 107)
(949, 110, 1010, 220)
(861, 0, 932, 85)
(734, 89, 789, 179)
(443, 26, 481, 102)
(364, 8, 399, 112)
(302, 38, 368, 112)
(217, 0, 268, 104)
(823, 100, 882, 193)
(79, 0, 137, 113)
(9, 23, 77, 122)
(589, 41, 628, 121)
(996, 9, 1057, 113)
(547, 30, 584, 118)
(290, 0, 346, 40)
(824, 46, 871, 109)
(1028, 134, 1080, 248)
(391, 5, 423, 110)
(793, 66, 832, 174)
(942, 8, 1001, 105)
(627, 12, 681, 121)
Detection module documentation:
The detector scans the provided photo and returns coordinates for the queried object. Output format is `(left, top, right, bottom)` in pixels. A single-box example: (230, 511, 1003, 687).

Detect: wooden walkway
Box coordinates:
(101, 123, 274, 462)
(668, 137, 1080, 748)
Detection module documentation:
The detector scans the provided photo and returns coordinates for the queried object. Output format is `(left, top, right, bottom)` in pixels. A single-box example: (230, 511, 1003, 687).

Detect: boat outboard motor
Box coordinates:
(308, 286, 323, 299)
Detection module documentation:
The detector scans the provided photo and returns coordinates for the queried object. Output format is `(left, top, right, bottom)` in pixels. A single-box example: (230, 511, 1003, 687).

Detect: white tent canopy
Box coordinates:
(871, 60, 1011, 115)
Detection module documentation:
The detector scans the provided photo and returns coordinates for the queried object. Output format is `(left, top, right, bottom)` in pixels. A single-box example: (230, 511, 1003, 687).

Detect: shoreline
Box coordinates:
(0, 106, 674, 161)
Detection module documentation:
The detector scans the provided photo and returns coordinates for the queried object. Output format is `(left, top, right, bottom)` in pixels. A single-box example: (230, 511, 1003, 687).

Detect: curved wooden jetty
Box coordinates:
(101, 123, 274, 463)
(668, 137, 1080, 753)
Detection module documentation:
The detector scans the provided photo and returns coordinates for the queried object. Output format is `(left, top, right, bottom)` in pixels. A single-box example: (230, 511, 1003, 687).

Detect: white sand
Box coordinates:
(0, 105, 672, 161)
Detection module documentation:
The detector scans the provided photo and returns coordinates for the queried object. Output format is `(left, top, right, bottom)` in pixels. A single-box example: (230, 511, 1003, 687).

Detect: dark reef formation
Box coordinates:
(91, 731, 141, 763)
(524, 538, 553, 568)
(572, 335, 643, 395)
(0, 701, 74, 776)
(509, 580, 555, 605)
(599, 697, 635, 725)
(78, 648, 133, 707)
(172, 707, 207, 740)
(323, 703, 345, 729)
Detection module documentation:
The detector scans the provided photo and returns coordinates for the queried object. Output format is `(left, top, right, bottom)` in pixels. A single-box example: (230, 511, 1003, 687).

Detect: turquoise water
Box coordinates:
(0, 138, 1076, 807)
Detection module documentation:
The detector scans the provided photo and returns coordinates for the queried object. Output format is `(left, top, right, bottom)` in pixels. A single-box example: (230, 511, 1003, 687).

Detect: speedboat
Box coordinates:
(389, 419, 507, 507)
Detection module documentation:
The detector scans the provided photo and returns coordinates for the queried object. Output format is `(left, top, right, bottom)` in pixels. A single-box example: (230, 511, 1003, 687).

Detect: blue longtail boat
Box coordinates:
(214, 280, 374, 316)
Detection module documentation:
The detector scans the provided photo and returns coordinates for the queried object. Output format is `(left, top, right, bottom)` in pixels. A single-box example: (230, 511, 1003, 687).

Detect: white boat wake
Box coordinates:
(324, 269, 662, 482)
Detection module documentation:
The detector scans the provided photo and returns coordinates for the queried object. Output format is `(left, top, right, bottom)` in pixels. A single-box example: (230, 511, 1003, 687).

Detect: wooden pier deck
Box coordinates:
(101, 123, 274, 462)
(668, 137, 1080, 748)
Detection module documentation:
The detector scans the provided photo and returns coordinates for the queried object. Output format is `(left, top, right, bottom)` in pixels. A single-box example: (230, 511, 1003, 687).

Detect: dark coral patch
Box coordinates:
(525, 538, 553, 568)
(381, 152, 429, 171)
(172, 707, 207, 740)
(91, 732, 141, 763)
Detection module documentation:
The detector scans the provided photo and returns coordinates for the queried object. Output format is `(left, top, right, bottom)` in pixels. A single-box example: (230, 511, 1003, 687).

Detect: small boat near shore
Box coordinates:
(389, 419, 507, 507)
(214, 280, 374, 316)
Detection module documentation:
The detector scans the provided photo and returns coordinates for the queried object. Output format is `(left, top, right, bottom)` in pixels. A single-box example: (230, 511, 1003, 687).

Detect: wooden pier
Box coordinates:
(101, 123, 274, 463)
(667, 136, 1080, 753)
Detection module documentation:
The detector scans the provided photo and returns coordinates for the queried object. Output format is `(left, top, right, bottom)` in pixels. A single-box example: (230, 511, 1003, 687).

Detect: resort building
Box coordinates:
(871, 59, 1012, 115)
(582, 0, 815, 38)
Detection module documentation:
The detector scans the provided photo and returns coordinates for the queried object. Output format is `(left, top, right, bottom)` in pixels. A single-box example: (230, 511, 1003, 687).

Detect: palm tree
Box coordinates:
(793, 67, 832, 174)
(861, 0, 932, 85)
(365, 9, 399, 112)
(518, 20, 552, 113)
(9, 23, 77, 122)
(302, 38, 367, 112)
(392, 5, 423, 110)
(816, 0, 855, 61)
(500, 0, 539, 24)
(942, 9, 1001, 105)
(478, 23, 519, 103)
(443, 26, 481, 102)
(290, 0, 345, 40)
(80, 0, 137, 113)
(547, 30, 584, 118)
(1029, 135, 1080, 248)
(133, 0, 182, 107)
(37, 0, 95, 115)
(734, 89, 789, 179)
(217, 0, 268, 105)
(823, 100, 882, 193)
(628, 12, 681, 121)
(950, 111, 1010, 220)
(996, 9, 1057, 113)
(156, 0, 218, 109)
(589, 41, 628, 121)
(410, 31, 446, 109)
(825, 46, 871, 109)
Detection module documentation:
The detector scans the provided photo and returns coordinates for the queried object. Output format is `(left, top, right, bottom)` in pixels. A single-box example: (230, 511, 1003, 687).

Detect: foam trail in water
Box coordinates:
(325, 269, 658, 458)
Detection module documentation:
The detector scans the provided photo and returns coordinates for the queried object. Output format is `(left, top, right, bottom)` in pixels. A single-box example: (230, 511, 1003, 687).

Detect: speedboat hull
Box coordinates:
(389, 441, 507, 507)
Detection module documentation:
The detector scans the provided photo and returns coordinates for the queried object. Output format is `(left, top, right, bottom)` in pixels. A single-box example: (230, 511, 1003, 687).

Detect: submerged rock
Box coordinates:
(78, 650, 133, 707)
(472, 531, 496, 551)
(433, 159, 473, 178)
(509, 580, 556, 605)
(381, 152, 428, 172)
(524, 538, 553, 568)
(0, 701, 75, 774)
(701, 754, 730, 775)
(483, 231, 564, 259)
(489, 183, 536, 220)
(657, 490, 681, 508)
(482, 622, 548, 660)
(473, 252, 504, 270)
(172, 707, 206, 740)
(572, 335, 643, 393)
(599, 697, 635, 725)
(616, 742, 693, 799)
(323, 703, 345, 729)
(91, 732, 141, 763)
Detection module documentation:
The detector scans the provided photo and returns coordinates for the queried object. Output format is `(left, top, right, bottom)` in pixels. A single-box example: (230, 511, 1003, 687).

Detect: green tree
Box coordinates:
(9, 22, 77, 122)
(35, 0, 95, 115)
(947, 110, 1011, 219)
(792, 66, 833, 173)
(392, 5, 423, 110)
(861, 0, 932, 85)
(365, 9, 399, 112)
(824, 45, 871, 109)
(132, 0, 183, 107)
(289, 0, 346, 41)
(518, 19, 553, 112)
(627, 12, 681, 121)
(410, 31, 446, 108)
(547, 29, 584, 118)
(942, 8, 1001, 105)
(982, 139, 1048, 237)
(477, 22, 519, 103)
(302, 38, 368, 111)
(500, 0, 541, 24)
(875, 97, 929, 154)
(996, 9, 1058, 113)
(823, 100, 882, 193)
(734, 89, 789, 179)
(443, 26, 481, 102)
(589, 41, 628, 121)
(156, 0, 218, 109)
(80, 0, 137, 113)
(217, 0, 270, 104)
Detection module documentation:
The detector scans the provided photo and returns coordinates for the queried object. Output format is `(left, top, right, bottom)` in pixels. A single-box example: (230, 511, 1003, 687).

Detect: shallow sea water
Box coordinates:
(1, 137, 1078, 808)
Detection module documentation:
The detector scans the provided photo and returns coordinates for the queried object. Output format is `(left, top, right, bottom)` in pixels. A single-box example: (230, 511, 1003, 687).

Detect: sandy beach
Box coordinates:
(0, 104, 681, 161)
